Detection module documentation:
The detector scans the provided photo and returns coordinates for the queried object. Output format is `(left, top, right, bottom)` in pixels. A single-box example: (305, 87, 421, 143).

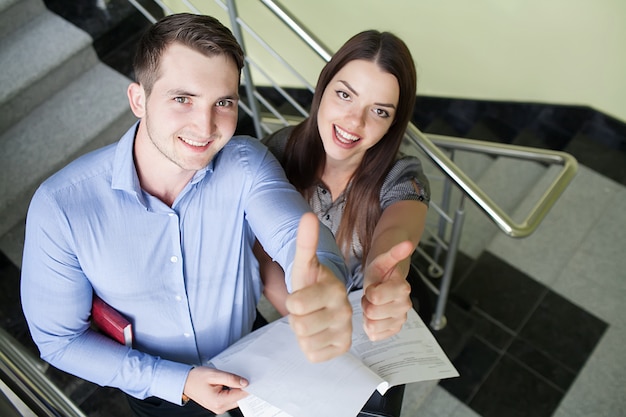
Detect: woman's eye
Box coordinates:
(336, 90, 350, 101)
(374, 108, 390, 118)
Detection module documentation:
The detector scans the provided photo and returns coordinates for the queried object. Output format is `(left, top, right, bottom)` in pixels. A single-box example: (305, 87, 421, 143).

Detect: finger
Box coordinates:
(293, 328, 352, 363)
(291, 212, 320, 291)
(216, 387, 249, 404)
(208, 370, 249, 389)
(288, 300, 335, 337)
(364, 273, 411, 307)
(362, 291, 410, 323)
(372, 241, 414, 281)
(363, 241, 413, 291)
(202, 387, 248, 415)
(302, 342, 351, 363)
(363, 319, 405, 341)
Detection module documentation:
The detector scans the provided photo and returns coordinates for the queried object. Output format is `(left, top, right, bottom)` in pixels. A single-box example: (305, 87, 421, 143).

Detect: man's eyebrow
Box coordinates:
(220, 94, 240, 101)
(166, 90, 240, 101)
(338, 80, 396, 109)
(167, 88, 196, 97)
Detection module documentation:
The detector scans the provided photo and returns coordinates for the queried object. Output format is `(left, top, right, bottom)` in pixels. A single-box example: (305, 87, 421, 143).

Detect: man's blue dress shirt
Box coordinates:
(20, 122, 347, 404)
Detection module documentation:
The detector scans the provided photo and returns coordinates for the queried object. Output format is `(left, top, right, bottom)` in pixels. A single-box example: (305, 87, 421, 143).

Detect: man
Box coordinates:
(21, 13, 352, 417)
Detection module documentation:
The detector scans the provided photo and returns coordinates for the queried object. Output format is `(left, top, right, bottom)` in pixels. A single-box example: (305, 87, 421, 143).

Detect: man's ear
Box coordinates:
(127, 82, 146, 118)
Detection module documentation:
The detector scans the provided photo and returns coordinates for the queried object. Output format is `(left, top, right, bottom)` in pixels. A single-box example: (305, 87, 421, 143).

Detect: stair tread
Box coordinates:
(458, 156, 547, 257)
(0, 0, 45, 39)
(0, 10, 94, 104)
(0, 63, 135, 235)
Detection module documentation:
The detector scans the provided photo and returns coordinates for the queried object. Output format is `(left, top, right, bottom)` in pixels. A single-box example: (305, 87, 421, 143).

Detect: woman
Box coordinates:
(257, 29, 430, 340)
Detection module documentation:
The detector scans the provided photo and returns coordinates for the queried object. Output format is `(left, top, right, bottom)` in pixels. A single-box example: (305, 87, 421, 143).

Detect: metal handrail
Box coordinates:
(259, 0, 332, 62)
(259, 0, 577, 238)
(405, 126, 578, 237)
(0, 327, 87, 417)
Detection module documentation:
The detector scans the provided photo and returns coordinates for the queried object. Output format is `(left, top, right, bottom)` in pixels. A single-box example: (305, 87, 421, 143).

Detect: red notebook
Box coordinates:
(91, 296, 133, 347)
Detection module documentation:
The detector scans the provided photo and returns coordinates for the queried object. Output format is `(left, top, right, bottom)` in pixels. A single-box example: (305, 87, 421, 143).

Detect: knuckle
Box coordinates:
(290, 317, 309, 336)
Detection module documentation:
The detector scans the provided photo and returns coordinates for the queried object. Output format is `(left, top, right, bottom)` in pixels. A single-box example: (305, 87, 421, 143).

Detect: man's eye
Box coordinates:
(217, 99, 234, 107)
(174, 97, 189, 104)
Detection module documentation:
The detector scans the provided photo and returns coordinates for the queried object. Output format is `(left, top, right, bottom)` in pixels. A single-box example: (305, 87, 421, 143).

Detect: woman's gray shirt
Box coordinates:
(262, 126, 430, 289)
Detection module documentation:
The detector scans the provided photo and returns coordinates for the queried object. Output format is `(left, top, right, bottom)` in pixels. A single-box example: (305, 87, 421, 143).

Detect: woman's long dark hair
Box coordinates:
(283, 30, 417, 264)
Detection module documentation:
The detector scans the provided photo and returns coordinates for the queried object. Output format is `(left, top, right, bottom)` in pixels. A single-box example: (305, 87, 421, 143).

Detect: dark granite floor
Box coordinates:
(1, 1, 623, 416)
(413, 250, 608, 417)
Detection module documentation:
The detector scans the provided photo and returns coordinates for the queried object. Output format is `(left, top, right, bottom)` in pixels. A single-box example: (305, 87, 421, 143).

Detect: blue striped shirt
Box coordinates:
(21, 122, 347, 404)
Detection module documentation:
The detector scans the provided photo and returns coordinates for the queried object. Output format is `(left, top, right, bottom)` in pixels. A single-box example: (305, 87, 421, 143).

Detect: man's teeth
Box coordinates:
(334, 126, 360, 143)
(180, 137, 209, 147)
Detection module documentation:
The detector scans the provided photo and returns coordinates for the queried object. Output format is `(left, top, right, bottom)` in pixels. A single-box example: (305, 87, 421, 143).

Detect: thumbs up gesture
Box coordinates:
(286, 213, 353, 363)
(361, 241, 414, 341)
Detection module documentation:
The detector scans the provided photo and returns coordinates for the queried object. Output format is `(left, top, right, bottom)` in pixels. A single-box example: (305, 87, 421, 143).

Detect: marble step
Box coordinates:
(0, 7, 98, 133)
(0, 63, 135, 260)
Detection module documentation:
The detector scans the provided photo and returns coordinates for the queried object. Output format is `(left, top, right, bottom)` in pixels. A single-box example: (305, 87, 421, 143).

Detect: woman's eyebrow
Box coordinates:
(338, 80, 396, 109)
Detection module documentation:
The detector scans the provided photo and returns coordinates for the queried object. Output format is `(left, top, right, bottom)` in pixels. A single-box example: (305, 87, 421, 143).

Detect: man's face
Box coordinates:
(131, 43, 240, 172)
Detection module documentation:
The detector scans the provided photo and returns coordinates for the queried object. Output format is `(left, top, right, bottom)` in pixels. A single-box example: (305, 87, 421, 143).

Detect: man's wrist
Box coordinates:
(182, 365, 194, 405)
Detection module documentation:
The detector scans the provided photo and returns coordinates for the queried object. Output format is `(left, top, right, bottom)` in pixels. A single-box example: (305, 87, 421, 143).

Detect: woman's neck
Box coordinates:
(321, 160, 356, 202)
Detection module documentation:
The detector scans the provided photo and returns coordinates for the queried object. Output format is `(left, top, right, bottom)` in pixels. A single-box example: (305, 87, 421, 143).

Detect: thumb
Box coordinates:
(366, 241, 414, 286)
(290, 212, 320, 291)
(214, 371, 249, 389)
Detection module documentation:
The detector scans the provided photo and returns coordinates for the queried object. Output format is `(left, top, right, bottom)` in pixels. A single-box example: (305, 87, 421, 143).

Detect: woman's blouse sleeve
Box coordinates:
(261, 126, 294, 163)
(380, 154, 431, 210)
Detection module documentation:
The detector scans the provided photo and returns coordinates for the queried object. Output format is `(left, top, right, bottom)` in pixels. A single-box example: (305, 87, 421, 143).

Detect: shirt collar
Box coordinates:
(111, 121, 141, 195)
(110, 121, 213, 194)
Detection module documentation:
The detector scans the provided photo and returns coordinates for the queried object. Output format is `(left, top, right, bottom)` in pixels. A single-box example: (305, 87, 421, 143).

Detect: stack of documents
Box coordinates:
(211, 289, 459, 417)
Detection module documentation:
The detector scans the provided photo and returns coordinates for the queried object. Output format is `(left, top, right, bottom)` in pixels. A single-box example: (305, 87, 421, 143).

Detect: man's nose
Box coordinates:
(196, 108, 216, 137)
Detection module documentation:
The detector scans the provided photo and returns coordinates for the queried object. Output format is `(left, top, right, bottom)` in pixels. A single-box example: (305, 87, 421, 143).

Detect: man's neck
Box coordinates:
(133, 128, 195, 207)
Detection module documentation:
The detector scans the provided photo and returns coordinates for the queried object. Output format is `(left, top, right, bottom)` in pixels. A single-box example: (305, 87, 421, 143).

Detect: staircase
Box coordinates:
(2, 1, 611, 416)
(0, 0, 137, 267)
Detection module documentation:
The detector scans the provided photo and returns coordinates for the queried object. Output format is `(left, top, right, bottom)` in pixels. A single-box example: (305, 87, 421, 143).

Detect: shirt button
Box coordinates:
(168, 213, 175, 217)
(175, 295, 182, 302)
(170, 256, 178, 263)
(183, 332, 191, 338)
(325, 214, 330, 220)
(321, 190, 327, 194)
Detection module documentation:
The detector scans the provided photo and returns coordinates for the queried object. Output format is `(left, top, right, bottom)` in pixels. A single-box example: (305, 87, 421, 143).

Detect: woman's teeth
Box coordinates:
(335, 126, 360, 143)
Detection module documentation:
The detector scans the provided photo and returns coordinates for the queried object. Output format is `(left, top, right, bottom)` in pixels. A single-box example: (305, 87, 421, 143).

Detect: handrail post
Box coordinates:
(431, 197, 466, 330)
(226, 0, 263, 138)
(258, 0, 333, 62)
(431, 150, 455, 275)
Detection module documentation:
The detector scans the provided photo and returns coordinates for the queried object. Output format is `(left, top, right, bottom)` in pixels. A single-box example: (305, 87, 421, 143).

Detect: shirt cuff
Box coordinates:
(150, 360, 194, 405)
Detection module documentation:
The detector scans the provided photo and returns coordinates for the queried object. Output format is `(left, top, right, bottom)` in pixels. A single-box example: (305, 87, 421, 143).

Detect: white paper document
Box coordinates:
(211, 289, 458, 417)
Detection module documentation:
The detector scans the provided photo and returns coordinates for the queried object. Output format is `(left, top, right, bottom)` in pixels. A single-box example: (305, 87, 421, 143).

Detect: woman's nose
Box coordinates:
(345, 107, 366, 128)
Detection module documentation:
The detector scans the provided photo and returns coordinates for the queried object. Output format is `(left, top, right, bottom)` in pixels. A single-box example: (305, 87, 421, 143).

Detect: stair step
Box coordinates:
(0, 63, 136, 240)
(0, 9, 97, 133)
(0, 0, 45, 39)
(458, 156, 547, 258)
(0, 220, 24, 268)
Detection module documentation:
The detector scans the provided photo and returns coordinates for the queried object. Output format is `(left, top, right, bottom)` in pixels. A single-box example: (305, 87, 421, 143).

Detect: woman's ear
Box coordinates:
(127, 82, 146, 118)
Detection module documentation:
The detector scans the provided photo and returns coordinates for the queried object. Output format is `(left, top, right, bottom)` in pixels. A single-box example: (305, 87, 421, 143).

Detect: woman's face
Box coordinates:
(317, 59, 399, 167)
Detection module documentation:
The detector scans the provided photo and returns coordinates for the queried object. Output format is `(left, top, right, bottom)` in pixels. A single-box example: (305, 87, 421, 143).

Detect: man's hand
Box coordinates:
(183, 366, 248, 414)
(286, 212, 352, 363)
(361, 241, 414, 341)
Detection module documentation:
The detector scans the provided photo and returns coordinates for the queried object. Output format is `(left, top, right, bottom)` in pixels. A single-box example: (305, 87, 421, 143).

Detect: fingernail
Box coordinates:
(240, 378, 248, 387)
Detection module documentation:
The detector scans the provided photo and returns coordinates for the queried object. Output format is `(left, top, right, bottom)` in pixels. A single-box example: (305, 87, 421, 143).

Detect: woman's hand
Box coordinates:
(361, 240, 413, 341)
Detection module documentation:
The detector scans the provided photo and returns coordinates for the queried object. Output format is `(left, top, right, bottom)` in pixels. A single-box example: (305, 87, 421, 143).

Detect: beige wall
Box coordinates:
(164, 0, 626, 123)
